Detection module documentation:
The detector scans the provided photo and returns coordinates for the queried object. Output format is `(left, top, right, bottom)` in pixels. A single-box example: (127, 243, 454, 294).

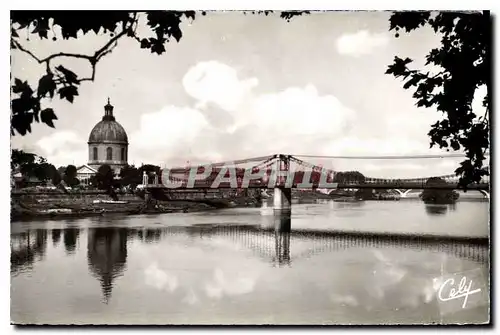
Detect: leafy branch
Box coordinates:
(10, 10, 309, 137)
(10, 11, 195, 136)
(386, 11, 491, 188)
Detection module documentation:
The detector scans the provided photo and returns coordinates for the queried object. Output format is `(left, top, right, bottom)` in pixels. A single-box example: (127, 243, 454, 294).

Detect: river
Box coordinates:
(11, 198, 490, 325)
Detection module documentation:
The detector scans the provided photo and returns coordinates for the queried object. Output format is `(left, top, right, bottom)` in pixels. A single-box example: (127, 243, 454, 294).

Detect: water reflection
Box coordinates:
(51, 229, 61, 247)
(10, 214, 489, 308)
(10, 201, 490, 324)
(425, 204, 457, 216)
(87, 228, 128, 303)
(63, 228, 80, 255)
(425, 205, 448, 215)
(11, 229, 48, 275)
(11, 220, 489, 279)
(333, 200, 366, 209)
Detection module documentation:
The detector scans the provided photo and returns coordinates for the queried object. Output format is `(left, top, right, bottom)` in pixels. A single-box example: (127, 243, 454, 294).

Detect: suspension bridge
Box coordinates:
(141, 154, 490, 211)
(144, 153, 490, 190)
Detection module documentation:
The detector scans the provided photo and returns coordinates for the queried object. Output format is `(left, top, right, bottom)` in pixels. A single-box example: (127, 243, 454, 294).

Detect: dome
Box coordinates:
(88, 120, 128, 144)
(88, 98, 128, 144)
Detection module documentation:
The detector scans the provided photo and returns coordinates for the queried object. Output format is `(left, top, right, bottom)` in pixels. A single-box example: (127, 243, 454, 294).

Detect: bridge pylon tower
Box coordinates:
(273, 154, 292, 216)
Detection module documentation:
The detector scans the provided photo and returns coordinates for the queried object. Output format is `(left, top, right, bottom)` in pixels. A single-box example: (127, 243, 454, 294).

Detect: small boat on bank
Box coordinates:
(39, 208, 73, 214)
(92, 200, 128, 204)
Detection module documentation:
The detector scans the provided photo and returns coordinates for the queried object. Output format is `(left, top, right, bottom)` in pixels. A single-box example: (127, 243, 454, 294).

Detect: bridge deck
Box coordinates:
(145, 182, 489, 190)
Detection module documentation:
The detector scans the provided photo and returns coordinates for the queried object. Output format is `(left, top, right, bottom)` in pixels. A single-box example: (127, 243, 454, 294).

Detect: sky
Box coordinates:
(10, 11, 489, 179)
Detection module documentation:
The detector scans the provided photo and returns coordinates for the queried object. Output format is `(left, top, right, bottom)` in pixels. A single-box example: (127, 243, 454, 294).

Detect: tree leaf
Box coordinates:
(38, 73, 57, 98)
(171, 26, 182, 42)
(55, 65, 79, 85)
(58, 85, 79, 103)
(151, 40, 166, 55)
(40, 108, 58, 128)
(140, 38, 151, 49)
(12, 79, 30, 94)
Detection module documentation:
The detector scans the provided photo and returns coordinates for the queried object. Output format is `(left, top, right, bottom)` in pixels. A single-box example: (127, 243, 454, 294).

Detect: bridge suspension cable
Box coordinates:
(292, 153, 490, 160)
(168, 155, 276, 170)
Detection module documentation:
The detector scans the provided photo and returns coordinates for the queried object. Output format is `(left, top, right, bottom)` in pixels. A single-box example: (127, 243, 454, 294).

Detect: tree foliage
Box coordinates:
(10, 10, 308, 137)
(420, 177, 459, 204)
(354, 188, 376, 200)
(119, 164, 141, 187)
(90, 164, 120, 200)
(91, 164, 115, 190)
(11, 149, 61, 185)
(386, 11, 490, 187)
(333, 171, 366, 184)
(10, 10, 196, 136)
(63, 164, 79, 186)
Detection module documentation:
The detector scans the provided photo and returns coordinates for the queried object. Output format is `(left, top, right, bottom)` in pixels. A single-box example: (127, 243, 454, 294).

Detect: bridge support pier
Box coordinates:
(274, 211, 291, 232)
(273, 187, 292, 216)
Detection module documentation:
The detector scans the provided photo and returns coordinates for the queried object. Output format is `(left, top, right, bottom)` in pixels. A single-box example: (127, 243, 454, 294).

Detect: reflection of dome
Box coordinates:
(87, 228, 128, 303)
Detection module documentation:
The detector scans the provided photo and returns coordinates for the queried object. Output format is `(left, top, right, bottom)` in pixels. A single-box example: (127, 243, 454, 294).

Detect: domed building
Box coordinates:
(87, 98, 129, 174)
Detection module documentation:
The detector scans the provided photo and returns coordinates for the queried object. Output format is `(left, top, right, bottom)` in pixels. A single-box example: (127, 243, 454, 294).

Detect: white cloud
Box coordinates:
(144, 262, 178, 292)
(205, 268, 256, 299)
(36, 131, 87, 167)
(34, 61, 459, 177)
(251, 84, 355, 136)
(131, 61, 357, 167)
(183, 60, 258, 112)
(127, 61, 463, 177)
(129, 105, 212, 165)
(182, 289, 199, 305)
(336, 30, 389, 57)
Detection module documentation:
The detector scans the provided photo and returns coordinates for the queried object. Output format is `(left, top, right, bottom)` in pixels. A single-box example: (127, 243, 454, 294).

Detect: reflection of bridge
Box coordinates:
(128, 222, 489, 266)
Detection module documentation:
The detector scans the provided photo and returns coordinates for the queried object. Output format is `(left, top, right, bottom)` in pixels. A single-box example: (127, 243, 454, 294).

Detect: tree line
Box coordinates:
(11, 149, 161, 191)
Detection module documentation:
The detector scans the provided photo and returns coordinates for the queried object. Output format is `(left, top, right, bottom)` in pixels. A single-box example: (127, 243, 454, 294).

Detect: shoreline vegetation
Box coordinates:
(10, 184, 466, 221)
(10, 189, 351, 221)
(420, 177, 461, 205)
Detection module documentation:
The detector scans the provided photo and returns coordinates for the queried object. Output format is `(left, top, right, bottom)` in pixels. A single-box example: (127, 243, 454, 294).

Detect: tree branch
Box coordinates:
(41, 51, 93, 63)
(93, 25, 130, 62)
(11, 39, 42, 62)
(11, 14, 137, 84)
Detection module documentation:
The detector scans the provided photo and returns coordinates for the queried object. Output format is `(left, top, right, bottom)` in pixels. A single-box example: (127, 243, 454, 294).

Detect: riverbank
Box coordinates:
(10, 189, 402, 221)
(10, 190, 268, 221)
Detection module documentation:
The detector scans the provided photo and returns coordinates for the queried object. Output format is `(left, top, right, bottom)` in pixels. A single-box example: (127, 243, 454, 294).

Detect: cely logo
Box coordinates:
(434, 269, 488, 316)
